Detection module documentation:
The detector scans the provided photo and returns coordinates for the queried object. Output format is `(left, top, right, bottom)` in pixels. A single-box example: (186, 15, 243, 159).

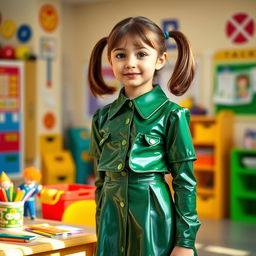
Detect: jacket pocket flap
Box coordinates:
(144, 134, 160, 146)
(99, 132, 110, 146)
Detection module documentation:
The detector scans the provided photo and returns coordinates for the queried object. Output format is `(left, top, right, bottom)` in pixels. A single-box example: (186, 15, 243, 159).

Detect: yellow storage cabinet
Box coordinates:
(40, 134, 75, 185)
(190, 111, 234, 219)
(42, 150, 75, 185)
(40, 134, 62, 153)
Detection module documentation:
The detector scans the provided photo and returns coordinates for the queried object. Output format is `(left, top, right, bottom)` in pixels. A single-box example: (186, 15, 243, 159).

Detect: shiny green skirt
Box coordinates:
(96, 170, 177, 256)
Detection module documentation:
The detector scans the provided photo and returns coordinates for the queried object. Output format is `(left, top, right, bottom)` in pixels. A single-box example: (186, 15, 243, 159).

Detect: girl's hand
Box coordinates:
(170, 246, 194, 256)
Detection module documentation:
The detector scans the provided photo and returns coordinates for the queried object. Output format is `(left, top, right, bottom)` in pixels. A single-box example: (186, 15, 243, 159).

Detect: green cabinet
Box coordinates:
(231, 149, 256, 222)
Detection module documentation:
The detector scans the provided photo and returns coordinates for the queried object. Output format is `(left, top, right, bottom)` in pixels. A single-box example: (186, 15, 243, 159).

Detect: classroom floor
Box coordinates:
(196, 218, 256, 256)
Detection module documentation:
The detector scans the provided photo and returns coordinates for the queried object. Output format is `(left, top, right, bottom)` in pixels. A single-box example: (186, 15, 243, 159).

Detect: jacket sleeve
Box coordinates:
(170, 161, 201, 248)
(89, 111, 105, 214)
(166, 107, 196, 163)
(166, 107, 200, 248)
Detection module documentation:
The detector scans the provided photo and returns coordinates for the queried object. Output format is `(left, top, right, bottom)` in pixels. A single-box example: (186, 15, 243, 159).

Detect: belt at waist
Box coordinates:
(105, 170, 165, 183)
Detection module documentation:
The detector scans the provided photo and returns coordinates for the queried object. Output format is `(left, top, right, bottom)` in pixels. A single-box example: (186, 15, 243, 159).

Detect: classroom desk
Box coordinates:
(0, 218, 97, 256)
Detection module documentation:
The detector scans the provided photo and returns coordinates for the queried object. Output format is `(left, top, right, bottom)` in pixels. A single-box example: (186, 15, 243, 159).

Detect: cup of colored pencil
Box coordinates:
(0, 171, 27, 229)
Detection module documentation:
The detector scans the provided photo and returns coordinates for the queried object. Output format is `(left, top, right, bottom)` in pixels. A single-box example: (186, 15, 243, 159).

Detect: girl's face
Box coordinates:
(109, 35, 166, 98)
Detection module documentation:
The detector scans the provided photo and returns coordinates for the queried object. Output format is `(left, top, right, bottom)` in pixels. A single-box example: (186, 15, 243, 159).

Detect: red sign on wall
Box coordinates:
(226, 13, 254, 44)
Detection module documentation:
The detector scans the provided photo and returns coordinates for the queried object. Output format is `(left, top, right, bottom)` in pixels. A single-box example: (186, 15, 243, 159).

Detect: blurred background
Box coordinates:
(0, 0, 256, 255)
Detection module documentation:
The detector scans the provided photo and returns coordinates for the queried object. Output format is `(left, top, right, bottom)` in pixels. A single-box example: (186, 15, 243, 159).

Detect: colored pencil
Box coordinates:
(6, 188, 10, 202)
(14, 189, 25, 202)
(25, 228, 62, 238)
(22, 188, 36, 202)
(0, 237, 31, 243)
(1, 188, 8, 202)
(0, 189, 5, 201)
(9, 183, 14, 202)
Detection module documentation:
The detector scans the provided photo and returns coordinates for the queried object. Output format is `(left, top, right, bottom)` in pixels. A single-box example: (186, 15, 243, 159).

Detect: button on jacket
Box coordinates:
(89, 85, 201, 256)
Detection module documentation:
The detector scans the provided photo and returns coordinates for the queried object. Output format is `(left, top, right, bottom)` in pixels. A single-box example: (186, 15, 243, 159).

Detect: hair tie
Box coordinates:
(164, 31, 170, 39)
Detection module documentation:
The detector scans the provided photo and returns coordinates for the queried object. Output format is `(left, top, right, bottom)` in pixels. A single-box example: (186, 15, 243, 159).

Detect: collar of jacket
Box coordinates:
(108, 84, 169, 120)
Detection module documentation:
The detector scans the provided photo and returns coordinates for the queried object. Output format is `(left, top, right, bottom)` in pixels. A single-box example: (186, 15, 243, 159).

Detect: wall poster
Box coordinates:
(213, 49, 256, 114)
(0, 61, 24, 177)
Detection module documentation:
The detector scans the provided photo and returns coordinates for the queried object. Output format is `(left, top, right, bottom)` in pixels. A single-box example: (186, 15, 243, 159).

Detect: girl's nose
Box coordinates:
(125, 56, 136, 69)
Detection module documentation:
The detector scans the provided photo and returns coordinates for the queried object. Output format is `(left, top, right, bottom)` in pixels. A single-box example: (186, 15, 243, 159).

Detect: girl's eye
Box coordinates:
(116, 53, 126, 59)
(137, 52, 147, 58)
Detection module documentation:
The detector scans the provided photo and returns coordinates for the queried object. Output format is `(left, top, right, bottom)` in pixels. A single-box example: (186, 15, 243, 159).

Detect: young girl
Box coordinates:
(88, 16, 201, 256)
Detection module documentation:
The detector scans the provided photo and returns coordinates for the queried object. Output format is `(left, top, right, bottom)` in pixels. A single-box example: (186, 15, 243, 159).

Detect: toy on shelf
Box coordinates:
(18, 167, 42, 220)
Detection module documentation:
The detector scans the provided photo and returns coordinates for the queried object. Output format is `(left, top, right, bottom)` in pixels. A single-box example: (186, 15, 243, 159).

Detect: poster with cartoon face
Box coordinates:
(214, 66, 254, 106)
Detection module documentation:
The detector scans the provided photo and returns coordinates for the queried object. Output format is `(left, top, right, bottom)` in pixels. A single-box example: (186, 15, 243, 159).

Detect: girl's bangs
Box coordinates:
(108, 25, 156, 53)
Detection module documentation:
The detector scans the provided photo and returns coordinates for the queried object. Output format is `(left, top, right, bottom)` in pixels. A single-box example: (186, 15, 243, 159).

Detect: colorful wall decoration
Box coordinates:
(1, 20, 16, 39)
(0, 61, 24, 176)
(225, 13, 255, 44)
(39, 4, 59, 33)
(213, 49, 256, 114)
(40, 37, 57, 88)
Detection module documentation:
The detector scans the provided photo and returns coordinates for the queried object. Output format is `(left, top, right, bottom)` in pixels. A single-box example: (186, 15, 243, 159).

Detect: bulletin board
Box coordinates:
(213, 49, 256, 114)
(0, 60, 24, 177)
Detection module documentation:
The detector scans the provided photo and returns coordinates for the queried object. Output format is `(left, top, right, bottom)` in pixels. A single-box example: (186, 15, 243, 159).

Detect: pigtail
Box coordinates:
(88, 37, 117, 97)
(167, 31, 195, 96)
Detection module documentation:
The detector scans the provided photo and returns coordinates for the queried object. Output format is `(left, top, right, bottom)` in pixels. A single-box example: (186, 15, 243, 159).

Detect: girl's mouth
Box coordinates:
(123, 73, 141, 78)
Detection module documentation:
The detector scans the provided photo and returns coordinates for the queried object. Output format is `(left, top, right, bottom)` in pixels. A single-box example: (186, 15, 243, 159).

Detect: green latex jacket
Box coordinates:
(89, 85, 201, 256)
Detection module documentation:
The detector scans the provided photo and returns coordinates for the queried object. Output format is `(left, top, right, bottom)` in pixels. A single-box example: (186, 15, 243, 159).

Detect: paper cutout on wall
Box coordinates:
(226, 13, 255, 44)
(39, 4, 59, 32)
(43, 112, 56, 130)
(17, 24, 32, 43)
(1, 20, 16, 38)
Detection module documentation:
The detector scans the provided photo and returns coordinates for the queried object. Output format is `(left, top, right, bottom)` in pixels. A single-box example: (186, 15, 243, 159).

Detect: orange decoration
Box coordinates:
(39, 4, 58, 32)
(43, 112, 56, 129)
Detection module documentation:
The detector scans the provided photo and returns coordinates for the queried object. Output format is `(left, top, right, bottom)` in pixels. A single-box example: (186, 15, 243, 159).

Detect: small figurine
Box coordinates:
(0, 171, 12, 190)
(19, 167, 42, 220)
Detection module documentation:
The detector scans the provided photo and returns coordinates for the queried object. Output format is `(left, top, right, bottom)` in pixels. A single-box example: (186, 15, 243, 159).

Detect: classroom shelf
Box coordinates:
(194, 165, 215, 171)
(231, 149, 256, 222)
(190, 111, 234, 219)
(197, 188, 215, 196)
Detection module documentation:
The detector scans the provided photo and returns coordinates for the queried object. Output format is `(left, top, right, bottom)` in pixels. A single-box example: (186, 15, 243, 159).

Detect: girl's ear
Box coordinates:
(155, 52, 167, 70)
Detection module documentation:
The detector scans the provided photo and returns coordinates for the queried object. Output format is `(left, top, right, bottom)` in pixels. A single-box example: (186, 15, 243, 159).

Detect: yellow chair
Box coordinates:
(61, 200, 96, 227)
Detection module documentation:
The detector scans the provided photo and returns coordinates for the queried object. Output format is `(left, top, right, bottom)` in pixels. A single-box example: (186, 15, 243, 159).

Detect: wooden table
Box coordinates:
(0, 218, 97, 256)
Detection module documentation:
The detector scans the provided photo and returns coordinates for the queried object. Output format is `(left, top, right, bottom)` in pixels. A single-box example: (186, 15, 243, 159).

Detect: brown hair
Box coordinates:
(88, 16, 195, 97)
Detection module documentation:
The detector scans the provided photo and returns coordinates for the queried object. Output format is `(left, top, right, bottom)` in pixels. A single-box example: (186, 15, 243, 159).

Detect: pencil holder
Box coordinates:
(0, 201, 24, 229)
